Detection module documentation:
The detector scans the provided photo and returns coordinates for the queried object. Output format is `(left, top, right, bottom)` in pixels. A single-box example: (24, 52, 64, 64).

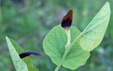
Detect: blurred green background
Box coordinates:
(0, 0, 113, 71)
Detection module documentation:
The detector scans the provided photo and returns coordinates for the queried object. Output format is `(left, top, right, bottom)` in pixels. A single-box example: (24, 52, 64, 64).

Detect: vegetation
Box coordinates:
(1, 0, 113, 71)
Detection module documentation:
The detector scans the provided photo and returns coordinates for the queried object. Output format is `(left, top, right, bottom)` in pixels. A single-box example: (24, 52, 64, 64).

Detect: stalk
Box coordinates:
(54, 34, 82, 71)
(54, 65, 61, 71)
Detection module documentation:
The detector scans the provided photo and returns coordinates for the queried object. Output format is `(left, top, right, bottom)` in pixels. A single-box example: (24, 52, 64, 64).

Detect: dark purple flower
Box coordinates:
(19, 51, 41, 59)
(61, 10, 73, 30)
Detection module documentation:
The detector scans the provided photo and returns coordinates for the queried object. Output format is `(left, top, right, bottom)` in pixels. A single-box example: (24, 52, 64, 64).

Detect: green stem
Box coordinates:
(61, 34, 82, 62)
(65, 29, 71, 49)
(54, 65, 61, 71)
(54, 34, 82, 71)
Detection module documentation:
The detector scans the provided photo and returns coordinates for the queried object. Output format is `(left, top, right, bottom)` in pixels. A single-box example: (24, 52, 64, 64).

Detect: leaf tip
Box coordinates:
(6, 36, 10, 44)
(105, 1, 110, 9)
(105, 1, 110, 5)
(6, 36, 8, 40)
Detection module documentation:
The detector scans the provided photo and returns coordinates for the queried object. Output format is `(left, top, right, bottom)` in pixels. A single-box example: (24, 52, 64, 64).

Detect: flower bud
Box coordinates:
(61, 10, 73, 31)
(19, 51, 40, 58)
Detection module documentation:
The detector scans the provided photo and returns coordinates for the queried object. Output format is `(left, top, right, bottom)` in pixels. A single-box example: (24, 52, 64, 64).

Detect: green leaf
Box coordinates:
(43, 25, 90, 70)
(6, 37, 39, 71)
(78, 2, 111, 51)
(6, 37, 28, 71)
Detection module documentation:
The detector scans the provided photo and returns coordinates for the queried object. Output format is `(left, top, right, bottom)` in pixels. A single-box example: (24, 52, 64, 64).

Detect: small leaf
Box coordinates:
(6, 37, 28, 71)
(78, 2, 111, 51)
(6, 37, 39, 71)
(43, 25, 90, 70)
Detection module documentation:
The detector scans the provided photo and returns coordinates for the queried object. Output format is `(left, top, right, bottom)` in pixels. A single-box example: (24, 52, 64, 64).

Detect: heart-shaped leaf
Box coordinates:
(78, 2, 111, 51)
(43, 25, 90, 70)
(6, 37, 39, 71)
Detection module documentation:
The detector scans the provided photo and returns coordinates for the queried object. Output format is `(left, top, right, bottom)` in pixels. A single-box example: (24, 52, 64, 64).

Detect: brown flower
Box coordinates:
(61, 10, 73, 30)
